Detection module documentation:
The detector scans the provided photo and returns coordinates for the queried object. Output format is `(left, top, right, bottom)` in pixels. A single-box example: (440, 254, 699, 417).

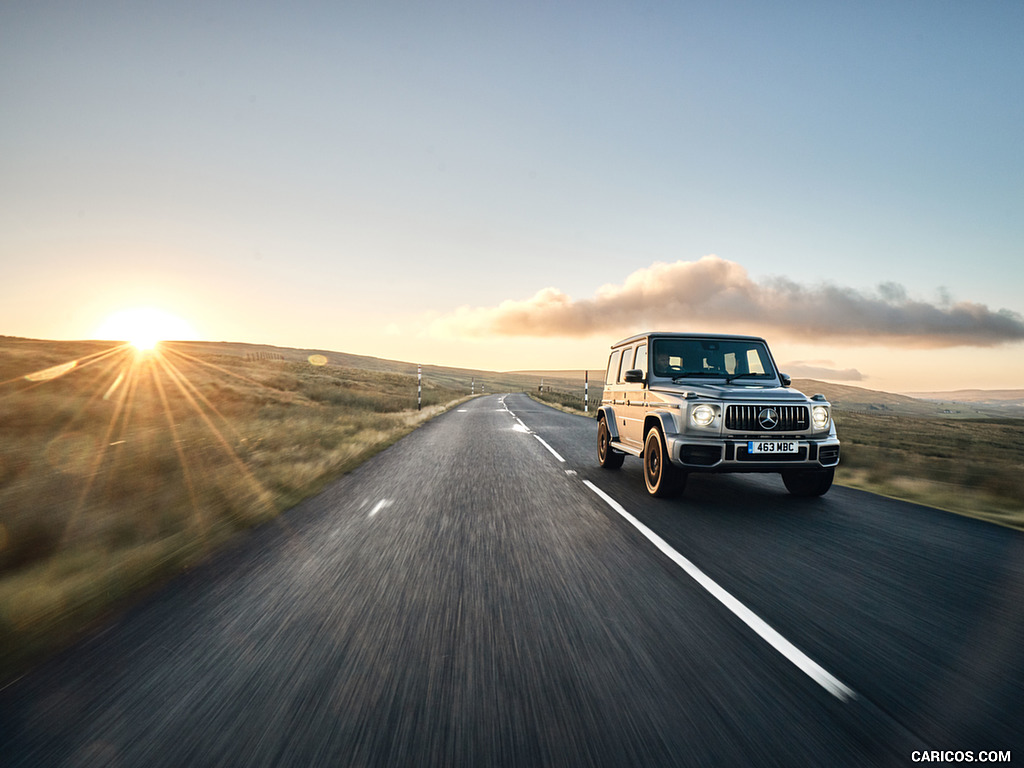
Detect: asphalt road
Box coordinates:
(2, 393, 1022, 766)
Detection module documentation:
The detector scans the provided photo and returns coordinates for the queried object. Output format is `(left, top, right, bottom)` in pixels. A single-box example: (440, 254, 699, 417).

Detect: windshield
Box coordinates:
(651, 338, 776, 381)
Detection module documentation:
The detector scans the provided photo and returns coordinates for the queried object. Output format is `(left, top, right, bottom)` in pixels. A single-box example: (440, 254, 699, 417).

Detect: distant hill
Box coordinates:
(161, 343, 1024, 418)
(165, 340, 553, 395)
(788, 379, 948, 416)
(907, 389, 1024, 404)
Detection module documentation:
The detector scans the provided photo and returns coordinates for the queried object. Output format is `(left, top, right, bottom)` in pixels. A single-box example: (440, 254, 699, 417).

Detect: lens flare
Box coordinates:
(95, 307, 197, 351)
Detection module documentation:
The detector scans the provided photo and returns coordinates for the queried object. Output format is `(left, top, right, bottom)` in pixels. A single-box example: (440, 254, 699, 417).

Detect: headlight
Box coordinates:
(691, 404, 716, 427)
(812, 405, 830, 430)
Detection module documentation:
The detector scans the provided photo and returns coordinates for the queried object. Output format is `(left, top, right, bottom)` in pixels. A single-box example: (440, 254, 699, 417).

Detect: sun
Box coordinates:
(95, 307, 198, 351)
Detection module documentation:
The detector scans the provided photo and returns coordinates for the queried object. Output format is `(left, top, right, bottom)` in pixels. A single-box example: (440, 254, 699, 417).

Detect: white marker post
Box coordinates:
(585, 370, 589, 413)
(417, 364, 422, 411)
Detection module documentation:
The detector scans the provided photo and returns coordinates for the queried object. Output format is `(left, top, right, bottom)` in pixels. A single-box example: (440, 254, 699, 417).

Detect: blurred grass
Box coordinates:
(831, 411, 1024, 529)
(0, 338, 469, 681)
(534, 389, 1024, 530)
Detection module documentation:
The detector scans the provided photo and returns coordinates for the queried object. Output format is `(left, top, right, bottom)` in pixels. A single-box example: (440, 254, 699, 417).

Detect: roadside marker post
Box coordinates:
(585, 371, 589, 413)
(418, 364, 422, 411)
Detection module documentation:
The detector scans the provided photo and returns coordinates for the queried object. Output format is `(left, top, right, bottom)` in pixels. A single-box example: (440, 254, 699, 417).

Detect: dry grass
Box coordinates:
(0, 338, 469, 680)
(831, 411, 1024, 528)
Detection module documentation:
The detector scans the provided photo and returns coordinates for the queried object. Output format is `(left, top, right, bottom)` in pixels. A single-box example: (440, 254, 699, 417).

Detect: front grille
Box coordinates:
(725, 404, 809, 432)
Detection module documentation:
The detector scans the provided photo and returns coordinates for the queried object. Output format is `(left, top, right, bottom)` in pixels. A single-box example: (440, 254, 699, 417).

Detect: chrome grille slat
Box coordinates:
(725, 404, 809, 432)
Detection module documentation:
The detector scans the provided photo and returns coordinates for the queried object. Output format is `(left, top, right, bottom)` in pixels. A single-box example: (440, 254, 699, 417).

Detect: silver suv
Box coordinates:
(597, 332, 840, 497)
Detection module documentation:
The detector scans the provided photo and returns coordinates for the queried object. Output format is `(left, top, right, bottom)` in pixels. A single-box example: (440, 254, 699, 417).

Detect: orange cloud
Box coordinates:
(432, 255, 1024, 347)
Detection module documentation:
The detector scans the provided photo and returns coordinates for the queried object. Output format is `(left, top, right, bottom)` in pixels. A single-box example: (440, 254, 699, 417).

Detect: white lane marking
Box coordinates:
(369, 499, 392, 517)
(505, 399, 566, 464)
(534, 435, 565, 463)
(582, 480, 857, 703)
(457, 409, 468, 412)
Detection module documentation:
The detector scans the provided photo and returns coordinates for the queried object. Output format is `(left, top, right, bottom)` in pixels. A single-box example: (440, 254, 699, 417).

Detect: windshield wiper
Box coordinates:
(670, 372, 723, 383)
(724, 372, 768, 383)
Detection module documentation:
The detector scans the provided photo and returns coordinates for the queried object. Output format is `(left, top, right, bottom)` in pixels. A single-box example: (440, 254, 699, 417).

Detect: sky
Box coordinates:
(2, 0, 1022, 392)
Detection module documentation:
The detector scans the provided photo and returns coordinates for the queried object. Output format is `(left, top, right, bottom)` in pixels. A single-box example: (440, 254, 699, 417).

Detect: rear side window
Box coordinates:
(618, 347, 634, 382)
(606, 350, 622, 385)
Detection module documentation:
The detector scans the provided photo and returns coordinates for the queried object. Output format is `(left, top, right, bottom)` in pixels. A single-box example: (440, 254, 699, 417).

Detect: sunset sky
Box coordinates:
(3, 1, 1022, 392)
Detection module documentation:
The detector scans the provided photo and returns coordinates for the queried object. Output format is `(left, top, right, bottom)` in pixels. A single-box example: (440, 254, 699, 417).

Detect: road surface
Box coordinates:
(3, 393, 1022, 766)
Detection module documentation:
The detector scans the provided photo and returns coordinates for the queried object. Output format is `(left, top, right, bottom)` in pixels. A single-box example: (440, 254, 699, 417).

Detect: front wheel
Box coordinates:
(643, 427, 685, 497)
(782, 468, 834, 497)
(597, 418, 624, 469)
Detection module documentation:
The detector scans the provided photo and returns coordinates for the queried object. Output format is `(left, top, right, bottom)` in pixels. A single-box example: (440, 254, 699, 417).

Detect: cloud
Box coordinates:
(431, 256, 1024, 347)
(783, 361, 865, 381)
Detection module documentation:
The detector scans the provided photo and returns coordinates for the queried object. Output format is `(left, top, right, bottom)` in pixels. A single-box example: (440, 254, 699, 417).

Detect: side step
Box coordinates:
(610, 440, 642, 457)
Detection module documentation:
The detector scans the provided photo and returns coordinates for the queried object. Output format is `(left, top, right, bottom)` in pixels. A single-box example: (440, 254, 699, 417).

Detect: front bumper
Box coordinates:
(663, 434, 841, 472)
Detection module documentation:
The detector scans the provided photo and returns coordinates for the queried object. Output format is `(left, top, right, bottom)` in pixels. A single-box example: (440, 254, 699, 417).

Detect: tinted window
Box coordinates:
(633, 344, 647, 379)
(618, 347, 634, 382)
(606, 350, 622, 385)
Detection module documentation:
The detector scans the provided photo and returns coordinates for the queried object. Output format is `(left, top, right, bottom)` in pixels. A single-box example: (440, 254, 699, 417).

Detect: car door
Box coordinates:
(619, 343, 647, 449)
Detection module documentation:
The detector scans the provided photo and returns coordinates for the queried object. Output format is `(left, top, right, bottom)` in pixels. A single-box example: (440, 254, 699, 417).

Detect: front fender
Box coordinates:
(644, 410, 678, 439)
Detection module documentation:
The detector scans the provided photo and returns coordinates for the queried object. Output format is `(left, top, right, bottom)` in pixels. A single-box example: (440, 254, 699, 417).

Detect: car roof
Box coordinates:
(610, 331, 768, 348)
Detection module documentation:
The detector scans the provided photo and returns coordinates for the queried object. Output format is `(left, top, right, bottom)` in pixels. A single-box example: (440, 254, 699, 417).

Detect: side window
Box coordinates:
(633, 344, 648, 379)
(606, 350, 622, 385)
(618, 347, 634, 382)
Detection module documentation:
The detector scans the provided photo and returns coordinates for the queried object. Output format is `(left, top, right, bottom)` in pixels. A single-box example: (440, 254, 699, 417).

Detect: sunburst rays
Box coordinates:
(1, 341, 289, 570)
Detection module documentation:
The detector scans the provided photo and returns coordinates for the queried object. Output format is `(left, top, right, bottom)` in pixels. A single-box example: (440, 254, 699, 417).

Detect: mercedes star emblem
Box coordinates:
(758, 408, 780, 430)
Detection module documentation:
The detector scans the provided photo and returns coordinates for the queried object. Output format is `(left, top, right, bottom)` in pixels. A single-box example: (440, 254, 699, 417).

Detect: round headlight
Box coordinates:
(692, 404, 716, 426)
(812, 405, 830, 430)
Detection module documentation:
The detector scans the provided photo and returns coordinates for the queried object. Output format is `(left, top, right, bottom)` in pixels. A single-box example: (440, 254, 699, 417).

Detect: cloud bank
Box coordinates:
(433, 256, 1024, 347)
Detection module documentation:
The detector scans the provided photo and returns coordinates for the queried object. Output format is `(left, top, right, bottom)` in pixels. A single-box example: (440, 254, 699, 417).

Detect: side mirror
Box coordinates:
(780, 373, 792, 387)
(624, 369, 645, 383)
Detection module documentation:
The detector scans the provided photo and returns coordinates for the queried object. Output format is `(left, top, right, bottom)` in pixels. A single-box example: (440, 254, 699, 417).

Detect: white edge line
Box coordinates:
(533, 435, 565, 462)
(582, 480, 857, 702)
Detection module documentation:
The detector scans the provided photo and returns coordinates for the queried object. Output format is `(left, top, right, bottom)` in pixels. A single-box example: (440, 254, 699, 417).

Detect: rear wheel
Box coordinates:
(782, 468, 834, 497)
(597, 417, 624, 469)
(643, 426, 685, 497)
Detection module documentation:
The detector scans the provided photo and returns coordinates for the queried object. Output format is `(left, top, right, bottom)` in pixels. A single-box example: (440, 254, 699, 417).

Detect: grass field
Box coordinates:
(0, 337, 470, 680)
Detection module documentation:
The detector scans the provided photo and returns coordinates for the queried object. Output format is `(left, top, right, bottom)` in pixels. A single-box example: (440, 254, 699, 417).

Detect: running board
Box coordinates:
(610, 441, 642, 457)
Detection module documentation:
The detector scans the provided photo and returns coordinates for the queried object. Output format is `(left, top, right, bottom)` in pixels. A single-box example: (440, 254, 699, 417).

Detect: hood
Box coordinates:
(649, 383, 814, 403)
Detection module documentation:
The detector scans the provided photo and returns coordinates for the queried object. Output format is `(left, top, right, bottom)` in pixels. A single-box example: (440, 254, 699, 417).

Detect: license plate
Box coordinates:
(748, 441, 798, 454)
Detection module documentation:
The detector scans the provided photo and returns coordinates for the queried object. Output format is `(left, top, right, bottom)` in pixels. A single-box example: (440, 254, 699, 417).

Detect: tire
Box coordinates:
(782, 468, 835, 497)
(643, 426, 685, 497)
(598, 417, 624, 469)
